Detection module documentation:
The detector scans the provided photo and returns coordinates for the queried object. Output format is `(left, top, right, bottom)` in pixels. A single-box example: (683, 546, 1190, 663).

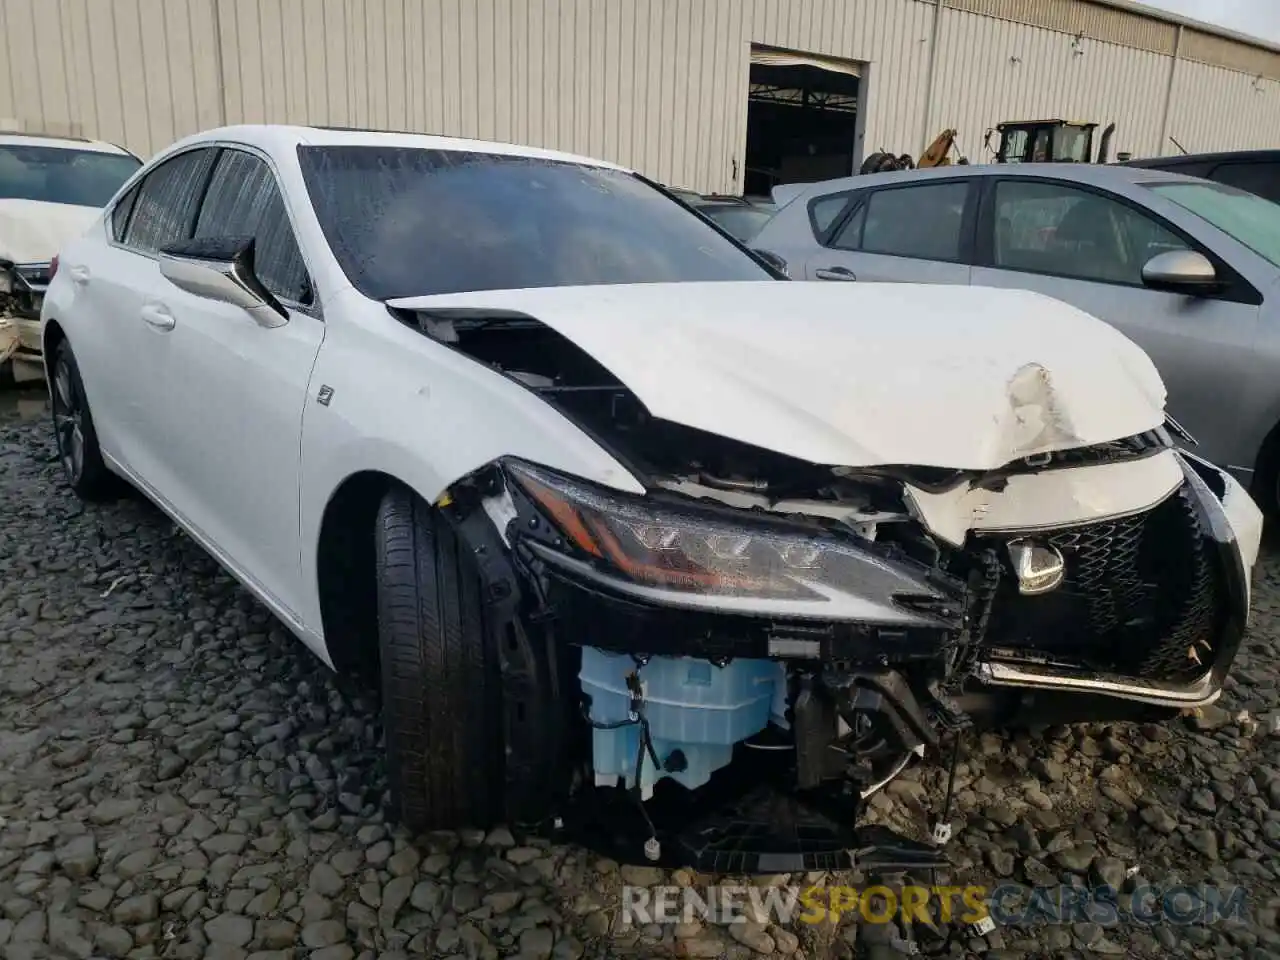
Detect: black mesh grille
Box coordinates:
(979, 482, 1219, 683)
(1046, 512, 1149, 635)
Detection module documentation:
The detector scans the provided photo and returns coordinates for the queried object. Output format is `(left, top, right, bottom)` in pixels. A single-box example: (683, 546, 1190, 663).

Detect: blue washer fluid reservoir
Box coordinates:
(579, 647, 779, 799)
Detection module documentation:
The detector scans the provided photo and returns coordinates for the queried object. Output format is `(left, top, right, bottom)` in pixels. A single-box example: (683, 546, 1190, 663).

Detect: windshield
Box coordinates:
(0, 145, 141, 206)
(1147, 181, 1280, 268)
(1056, 126, 1092, 163)
(297, 145, 772, 299)
(699, 205, 776, 242)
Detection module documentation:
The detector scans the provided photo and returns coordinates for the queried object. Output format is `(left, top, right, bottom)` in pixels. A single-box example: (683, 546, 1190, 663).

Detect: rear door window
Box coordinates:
(122, 148, 218, 255)
(831, 181, 970, 262)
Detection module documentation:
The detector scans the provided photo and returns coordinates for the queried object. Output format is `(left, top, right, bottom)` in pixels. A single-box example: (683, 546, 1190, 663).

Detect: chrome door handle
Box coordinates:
(814, 266, 857, 281)
(69, 265, 90, 285)
(140, 304, 175, 330)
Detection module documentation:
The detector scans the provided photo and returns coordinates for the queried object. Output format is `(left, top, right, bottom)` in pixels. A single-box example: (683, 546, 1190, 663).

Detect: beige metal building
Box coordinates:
(2, 0, 1279, 194)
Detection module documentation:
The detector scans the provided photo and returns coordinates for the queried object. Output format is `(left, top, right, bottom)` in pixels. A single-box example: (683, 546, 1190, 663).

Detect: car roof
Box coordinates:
(0, 131, 134, 156)
(998, 119, 1097, 127)
(788, 162, 1206, 199)
(157, 124, 633, 173)
(1125, 149, 1280, 167)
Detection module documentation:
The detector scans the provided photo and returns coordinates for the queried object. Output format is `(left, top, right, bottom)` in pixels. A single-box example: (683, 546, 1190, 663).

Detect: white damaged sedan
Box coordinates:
(41, 125, 1262, 874)
(1, 133, 141, 380)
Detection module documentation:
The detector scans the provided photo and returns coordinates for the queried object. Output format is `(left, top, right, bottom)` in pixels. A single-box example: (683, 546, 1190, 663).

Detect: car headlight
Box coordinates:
(505, 461, 957, 623)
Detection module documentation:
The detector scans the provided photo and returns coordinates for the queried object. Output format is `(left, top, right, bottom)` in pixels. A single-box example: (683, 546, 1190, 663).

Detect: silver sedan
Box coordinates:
(752, 163, 1280, 513)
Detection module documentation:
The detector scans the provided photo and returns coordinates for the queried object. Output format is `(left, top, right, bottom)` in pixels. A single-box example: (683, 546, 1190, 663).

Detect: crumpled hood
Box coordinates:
(389, 281, 1169, 471)
(0, 199, 100, 264)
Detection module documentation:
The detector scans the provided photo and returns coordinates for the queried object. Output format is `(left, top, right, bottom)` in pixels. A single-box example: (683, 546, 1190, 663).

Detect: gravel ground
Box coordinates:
(2, 386, 1280, 960)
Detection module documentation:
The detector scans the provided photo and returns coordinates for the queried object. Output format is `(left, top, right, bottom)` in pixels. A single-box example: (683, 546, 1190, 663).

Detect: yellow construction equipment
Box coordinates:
(859, 129, 966, 174)
(986, 119, 1117, 164)
(858, 119, 1117, 175)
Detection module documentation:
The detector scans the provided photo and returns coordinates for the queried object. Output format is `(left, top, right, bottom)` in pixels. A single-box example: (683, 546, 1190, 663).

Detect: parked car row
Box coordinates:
(752, 161, 1280, 515)
(36, 123, 1262, 874)
(665, 186, 778, 243)
(1, 132, 142, 382)
(1124, 149, 1280, 205)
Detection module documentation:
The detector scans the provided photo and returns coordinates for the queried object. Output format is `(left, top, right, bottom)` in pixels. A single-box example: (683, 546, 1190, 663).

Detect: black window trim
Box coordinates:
(110, 180, 143, 242)
(636, 173, 787, 277)
(106, 140, 320, 317)
(973, 174, 1263, 307)
(193, 144, 318, 313)
(821, 177, 981, 266)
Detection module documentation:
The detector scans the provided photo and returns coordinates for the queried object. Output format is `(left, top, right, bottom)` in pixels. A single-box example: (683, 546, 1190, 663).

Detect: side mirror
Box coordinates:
(158, 236, 289, 326)
(1141, 249, 1219, 295)
(751, 248, 789, 277)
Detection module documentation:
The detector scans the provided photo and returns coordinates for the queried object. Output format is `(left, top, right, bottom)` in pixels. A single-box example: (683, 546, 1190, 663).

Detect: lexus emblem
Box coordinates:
(1006, 538, 1066, 595)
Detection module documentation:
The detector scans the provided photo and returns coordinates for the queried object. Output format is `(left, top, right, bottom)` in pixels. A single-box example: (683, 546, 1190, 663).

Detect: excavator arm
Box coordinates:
(859, 129, 963, 175)
(917, 128, 958, 168)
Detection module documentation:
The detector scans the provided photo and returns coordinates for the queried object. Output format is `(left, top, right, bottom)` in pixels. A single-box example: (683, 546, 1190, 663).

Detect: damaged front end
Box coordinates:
(1, 260, 49, 383)
(402, 303, 1259, 874)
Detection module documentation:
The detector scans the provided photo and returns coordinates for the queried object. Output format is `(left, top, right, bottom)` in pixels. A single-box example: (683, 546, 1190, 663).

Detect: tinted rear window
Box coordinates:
(296, 145, 772, 300)
(1206, 162, 1279, 204)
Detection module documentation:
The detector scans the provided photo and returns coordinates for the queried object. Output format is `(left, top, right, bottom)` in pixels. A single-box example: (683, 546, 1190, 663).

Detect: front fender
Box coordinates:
(296, 292, 645, 636)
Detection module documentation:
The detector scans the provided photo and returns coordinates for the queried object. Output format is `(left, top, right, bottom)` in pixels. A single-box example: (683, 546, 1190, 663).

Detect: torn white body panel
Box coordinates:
(0, 315, 16, 364)
(0, 314, 44, 382)
(904, 451, 1186, 547)
(1179, 450, 1264, 604)
(1218, 471, 1264, 577)
(389, 281, 1167, 472)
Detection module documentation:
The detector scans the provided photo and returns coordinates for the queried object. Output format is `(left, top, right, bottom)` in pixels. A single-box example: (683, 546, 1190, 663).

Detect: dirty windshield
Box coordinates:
(0, 145, 141, 207)
(296, 145, 772, 299)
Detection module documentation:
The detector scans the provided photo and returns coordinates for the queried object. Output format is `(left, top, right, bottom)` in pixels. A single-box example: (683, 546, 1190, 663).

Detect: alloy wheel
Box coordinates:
(52, 355, 86, 486)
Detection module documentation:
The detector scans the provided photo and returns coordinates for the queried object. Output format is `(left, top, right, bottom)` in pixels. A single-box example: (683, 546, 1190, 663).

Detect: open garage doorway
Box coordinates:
(743, 46, 864, 198)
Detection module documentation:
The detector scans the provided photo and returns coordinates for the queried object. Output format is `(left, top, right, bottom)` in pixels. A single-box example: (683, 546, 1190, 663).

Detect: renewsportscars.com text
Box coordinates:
(620, 883, 1249, 927)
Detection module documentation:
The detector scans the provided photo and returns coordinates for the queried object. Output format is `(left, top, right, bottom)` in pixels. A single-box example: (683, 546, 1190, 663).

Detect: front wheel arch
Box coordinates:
(314, 467, 568, 830)
(314, 470, 399, 678)
(41, 318, 67, 385)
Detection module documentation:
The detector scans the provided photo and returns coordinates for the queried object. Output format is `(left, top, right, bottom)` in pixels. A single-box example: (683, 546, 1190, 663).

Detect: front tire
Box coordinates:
(50, 340, 114, 501)
(374, 485, 505, 832)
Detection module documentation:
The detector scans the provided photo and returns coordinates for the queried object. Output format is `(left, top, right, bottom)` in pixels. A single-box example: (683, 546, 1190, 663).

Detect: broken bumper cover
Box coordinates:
(970, 453, 1256, 712)
(483, 452, 1256, 872)
(515, 453, 1254, 710)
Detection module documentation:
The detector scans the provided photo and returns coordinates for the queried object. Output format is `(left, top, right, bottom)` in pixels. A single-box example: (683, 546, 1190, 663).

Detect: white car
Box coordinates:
(40, 125, 1262, 874)
(0, 132, 141, 380)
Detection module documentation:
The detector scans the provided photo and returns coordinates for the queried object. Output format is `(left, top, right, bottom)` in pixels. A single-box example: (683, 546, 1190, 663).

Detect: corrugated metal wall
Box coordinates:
(1, 0, 1278, 194)
(929, 8, 1172, 160)
(1167, 58, 1280, 154)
